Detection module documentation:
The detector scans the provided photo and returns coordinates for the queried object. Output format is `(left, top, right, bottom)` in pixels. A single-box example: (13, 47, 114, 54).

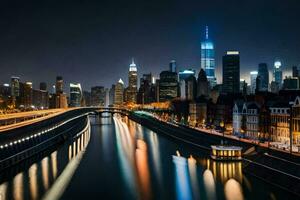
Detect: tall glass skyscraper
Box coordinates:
(201, 26, 216, 87)
(222, 51, 240, 94)
(257, 63, 269, 91)
(273, 61, 283, 85)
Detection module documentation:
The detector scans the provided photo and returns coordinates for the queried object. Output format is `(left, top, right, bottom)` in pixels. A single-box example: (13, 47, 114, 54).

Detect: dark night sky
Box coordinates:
(0, 0, 299, 90)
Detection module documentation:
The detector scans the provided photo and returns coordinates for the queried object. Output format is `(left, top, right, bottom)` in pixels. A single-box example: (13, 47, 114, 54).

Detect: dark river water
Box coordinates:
(0, 115, 295, 200)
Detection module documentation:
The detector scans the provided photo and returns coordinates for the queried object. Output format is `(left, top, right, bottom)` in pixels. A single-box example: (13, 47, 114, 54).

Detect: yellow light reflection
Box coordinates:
(51, 151, 58, 179)
(188, 155, 200, 200)
(29, 164, 38, 200)
(13, 173, 23, 200)
(0, 182, 8, 200)
(203, 169, 216, 200)
(135, 139, 151, 200)
(224, 178, 244, 200)
(41, 157, 49, 190)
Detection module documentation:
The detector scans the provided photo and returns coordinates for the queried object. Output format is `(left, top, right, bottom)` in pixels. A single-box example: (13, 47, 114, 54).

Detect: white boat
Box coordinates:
(211, 145, 242, 161)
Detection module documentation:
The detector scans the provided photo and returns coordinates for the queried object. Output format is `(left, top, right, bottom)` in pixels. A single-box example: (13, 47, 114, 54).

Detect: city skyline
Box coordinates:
(0, 0, 299, 89)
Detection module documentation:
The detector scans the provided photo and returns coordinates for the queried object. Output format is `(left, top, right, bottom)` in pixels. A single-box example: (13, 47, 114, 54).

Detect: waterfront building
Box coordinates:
(114, 79, 124, 105)
(56, 76, 64, 94)
(232, 102, 247, 136)
(69, 83, 83, 107)
(91, 86, 105, 106)
(189, 101, 207, 127)
(270, 102, 290, 144)
(258, 63, 269, 91)
(126, 60, 138, 103)
(201, 26, 216, 87)
(222, 51, 240, 94)
(292, 96, 300, 147)
(250, 71, 258, 94)
(283, 77, 299, 90)
(245, 102, 260, 140)
(159, 71, 179, 102)
(197, 69, 209, 98)
(185, 75, 197, 101)
(169, 60, 177, 73)
(273, 61, 283, 86)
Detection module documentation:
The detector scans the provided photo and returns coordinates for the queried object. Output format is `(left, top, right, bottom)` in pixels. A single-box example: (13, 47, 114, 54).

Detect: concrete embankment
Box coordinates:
(0, 109, 93, 171)
(129, 113, 300, 196)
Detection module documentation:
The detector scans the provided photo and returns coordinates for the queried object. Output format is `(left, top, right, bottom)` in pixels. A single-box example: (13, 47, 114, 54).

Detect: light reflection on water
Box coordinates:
(0, 116, 295, 200)
(115, 115, 247, 200)
(0, 121, 91, 200)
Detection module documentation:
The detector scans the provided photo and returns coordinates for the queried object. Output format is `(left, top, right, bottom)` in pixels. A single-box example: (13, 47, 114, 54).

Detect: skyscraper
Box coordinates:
(257, 63, 269, 91)
(126, 59, 138, 103)
(11, 76, 20, 98)
(222, 51, 240, 94)
(39, 82, 47, 91)
(24, 82, 33, 109)
(169, 60, 177, 73)
(91, 86, 105, 106)
(185, 75, 197, 100)
(56, 76, 63, 94)
(109, 84, 115, 105)
(69, 83, 83, 107)
(273, 61, 283, 85)
(114, 79, 124, 105)
(197, 69, 209, 98)
(292, 66, 299, 78)
(250, 71, 258, 94)
(178, 69, 196, 81)
(159, 71, 179, 102)
(201, 26, 216, 87)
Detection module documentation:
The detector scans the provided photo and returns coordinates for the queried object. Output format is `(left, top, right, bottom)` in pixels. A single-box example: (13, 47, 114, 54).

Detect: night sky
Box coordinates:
(0, 0, 299, 90)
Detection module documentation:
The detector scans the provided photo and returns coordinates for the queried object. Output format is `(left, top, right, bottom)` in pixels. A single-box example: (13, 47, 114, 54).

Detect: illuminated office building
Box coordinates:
(222, 51, 240, 94)
(70, 83, 83, 107)
(114, 79, 124, 105)
(273, 61, 283, 85)
(257, 63, 269, 91)
(201, 26, 216, 87)
(56, 76, 63, 94)
(126, 60, 138, 103)
(250, 71, 258, 94)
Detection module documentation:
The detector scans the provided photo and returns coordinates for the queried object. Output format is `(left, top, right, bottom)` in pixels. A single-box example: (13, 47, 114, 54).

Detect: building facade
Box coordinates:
(274, 61, 283, 86)
(250, 71, 258, 94)
(222, 51, 240, 94)
(258, 63, 269, 91)
(114, 79, 124, 105)
(159, 71, 179, 102)
(270, 103, 290, 144)
(69, 83, 83, 107)
(126, 60, 138, 103)
(91, 86, 105, 106)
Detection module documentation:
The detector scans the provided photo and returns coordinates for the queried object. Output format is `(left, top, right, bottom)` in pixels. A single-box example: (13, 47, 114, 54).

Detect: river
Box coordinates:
(0, 115, 295, 200)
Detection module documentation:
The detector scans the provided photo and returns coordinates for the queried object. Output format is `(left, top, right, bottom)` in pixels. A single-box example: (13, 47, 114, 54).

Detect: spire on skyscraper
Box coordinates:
(129, 57, 137, 71)
(205, 26, 209, 40)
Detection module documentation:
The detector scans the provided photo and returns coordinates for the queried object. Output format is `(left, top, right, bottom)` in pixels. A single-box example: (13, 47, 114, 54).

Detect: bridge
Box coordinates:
(92, 107, 130, 116)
